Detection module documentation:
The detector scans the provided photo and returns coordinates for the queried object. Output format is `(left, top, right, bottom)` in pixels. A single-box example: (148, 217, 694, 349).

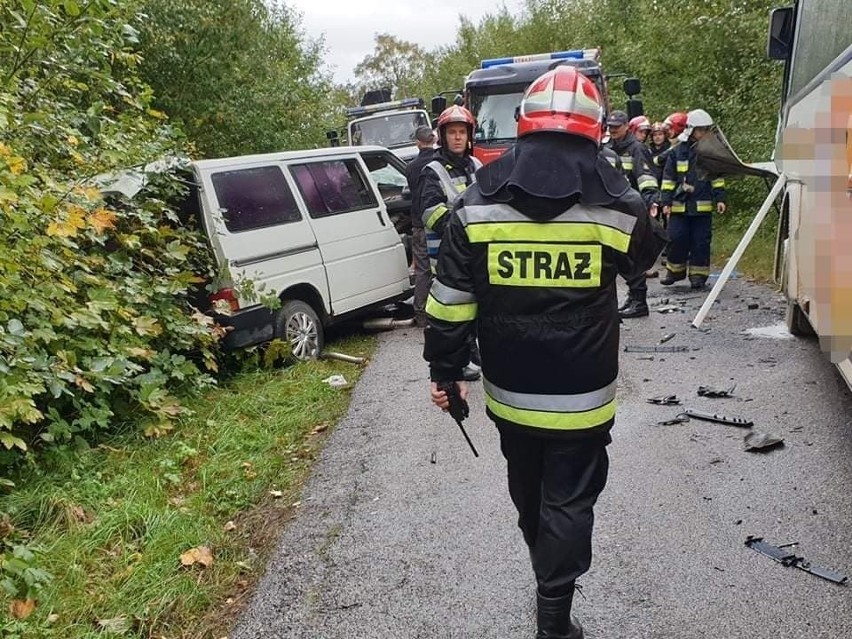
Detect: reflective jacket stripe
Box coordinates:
(425, 295, 478, 322)
(465, 222, 631, 253)
(458, 203, 637, 234)
(430, 280, 477, 305)
(637, 175, 658, 191)
(423, 203, 448, 230)
(677, 160, 689, 173)
(661, 180, 676, 191)
(671, 202, 687, 213)
(422, 161, 475, 229)
(486, 393, 616, 431)
(696, 200, 713, 212)
(711, 178, 725, 188)
(484, 378, 616, 412)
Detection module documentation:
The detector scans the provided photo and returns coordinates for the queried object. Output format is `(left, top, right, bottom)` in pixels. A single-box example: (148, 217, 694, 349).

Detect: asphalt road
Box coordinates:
(230, 275, 852, 639)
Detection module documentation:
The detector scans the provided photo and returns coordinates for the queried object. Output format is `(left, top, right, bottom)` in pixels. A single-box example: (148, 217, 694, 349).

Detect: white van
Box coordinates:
(100, 146, 414, 359)
(187, 145, 414, 358)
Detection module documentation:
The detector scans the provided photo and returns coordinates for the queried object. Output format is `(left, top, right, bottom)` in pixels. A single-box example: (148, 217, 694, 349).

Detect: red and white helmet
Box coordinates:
(650, 121, 666, 133)
(628, 115, 651, 134)
(664, 112, 688, 138)
(436, 105, 476, 151)
(517, 66, 604, 144)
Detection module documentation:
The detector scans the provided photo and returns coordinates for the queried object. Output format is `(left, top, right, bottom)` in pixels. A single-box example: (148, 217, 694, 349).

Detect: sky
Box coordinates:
(286, 0, 526, 85)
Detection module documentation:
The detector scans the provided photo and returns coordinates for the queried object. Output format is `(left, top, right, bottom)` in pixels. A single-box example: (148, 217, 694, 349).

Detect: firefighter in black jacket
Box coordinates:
(660, 109, 726, 289)
(405, 126, 437, 327)
(420, 104, 483, 381)
(605, 110, 660, 318)
(424, 67, 665, 639)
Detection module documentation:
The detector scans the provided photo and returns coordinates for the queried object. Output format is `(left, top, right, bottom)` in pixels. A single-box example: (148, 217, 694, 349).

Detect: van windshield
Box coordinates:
(350, 112, 430, 148)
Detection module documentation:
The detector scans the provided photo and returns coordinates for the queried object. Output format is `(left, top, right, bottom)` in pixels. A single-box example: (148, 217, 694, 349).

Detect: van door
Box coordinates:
(194, 163, 328, 311)
(287, 155, 409, 315)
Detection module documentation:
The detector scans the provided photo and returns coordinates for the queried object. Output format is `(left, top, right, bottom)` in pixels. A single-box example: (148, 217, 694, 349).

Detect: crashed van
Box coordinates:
(101, 146, 414, 359)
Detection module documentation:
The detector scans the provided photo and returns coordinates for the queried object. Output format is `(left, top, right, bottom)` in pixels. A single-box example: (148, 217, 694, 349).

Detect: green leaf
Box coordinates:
(63, 0, 80, 17)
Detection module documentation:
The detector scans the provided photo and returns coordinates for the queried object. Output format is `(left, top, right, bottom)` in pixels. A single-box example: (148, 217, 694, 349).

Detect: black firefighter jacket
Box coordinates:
(423, 140, 665, 440)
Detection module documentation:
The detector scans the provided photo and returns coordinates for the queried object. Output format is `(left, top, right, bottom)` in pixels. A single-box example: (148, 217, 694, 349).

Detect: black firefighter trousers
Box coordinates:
(498, 427, 610, 598)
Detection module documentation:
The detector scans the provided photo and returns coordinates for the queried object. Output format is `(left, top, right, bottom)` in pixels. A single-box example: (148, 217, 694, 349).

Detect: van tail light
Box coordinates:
(209, 287, 240, 313)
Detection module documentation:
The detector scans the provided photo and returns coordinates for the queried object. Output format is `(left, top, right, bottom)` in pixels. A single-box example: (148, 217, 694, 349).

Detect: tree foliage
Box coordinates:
(0, 0, 222, 477)
(136, 0, 339, 157)
(353, 33, 431, 100)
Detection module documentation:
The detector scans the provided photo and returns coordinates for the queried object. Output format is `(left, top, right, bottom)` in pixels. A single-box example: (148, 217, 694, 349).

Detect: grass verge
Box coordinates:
(1, 332, 377, 638)
(712, 211, 779, 282)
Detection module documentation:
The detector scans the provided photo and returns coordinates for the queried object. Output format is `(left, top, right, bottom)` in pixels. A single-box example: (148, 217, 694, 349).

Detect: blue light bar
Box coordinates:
(480, 49, 600, 69)
(345, 97, 424, 119)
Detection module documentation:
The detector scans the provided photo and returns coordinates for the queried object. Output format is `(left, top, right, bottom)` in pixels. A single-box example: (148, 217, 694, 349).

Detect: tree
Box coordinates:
(353, 34, 430, 100)
(136, 0, 339, 157)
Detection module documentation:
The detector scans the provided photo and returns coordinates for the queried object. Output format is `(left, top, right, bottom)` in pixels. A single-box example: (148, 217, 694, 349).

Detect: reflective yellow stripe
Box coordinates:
(711, 178, 725, 188)
(466, 222, 630, 253)
(667, 262, 687, 274)
(425, 294, 477, 322)
(486, 393, 616, 431)
(661, 180, 676, 191)
(487, 243, 601, 288)
(677, 161, 689, 173)
(696, 203, 713, 212)
(424, 204, 448, 231)
(637, 176, 658, 191)
(671, 203, 686, 213)
(622, 161, 634, 170)
(689, 265, 710, 276)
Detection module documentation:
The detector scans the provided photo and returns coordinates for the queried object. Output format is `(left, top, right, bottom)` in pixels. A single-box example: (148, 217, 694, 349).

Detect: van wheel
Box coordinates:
(275, 300, 324, 360)
(785, 299, 814, 336)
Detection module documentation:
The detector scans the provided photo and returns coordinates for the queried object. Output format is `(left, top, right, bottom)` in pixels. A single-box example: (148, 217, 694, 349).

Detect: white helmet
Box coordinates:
(680, 109, 714, 141)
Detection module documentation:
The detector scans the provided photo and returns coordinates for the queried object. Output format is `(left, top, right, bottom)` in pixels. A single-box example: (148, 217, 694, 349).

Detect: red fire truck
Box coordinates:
(432, 49, 643, 165)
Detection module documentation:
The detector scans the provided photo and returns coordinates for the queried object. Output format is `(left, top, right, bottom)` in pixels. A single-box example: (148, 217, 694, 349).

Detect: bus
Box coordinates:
(768, 0, 852, 388)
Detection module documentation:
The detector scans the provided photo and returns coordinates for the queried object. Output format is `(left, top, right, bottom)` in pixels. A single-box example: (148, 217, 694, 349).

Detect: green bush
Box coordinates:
(0, 1, 221, 477)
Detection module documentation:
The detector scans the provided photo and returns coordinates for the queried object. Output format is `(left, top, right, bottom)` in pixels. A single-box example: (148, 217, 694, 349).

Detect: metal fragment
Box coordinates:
(683, 409, 753, 427)
(745, 537, 848, 585)
(624, 345, 690, 353)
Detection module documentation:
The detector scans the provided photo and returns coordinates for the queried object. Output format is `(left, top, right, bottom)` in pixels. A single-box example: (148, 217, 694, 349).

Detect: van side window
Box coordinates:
(290, 159, 377, 218)
(211, 166, 301, 233)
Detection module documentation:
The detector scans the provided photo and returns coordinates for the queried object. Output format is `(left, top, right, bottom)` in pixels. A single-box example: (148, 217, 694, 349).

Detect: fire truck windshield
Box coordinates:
(469, 88, 525, 143)
(349, 112, 429, 148)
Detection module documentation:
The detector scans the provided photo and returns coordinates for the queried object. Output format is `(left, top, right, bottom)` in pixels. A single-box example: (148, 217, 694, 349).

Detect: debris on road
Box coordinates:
(744, 537, 848, 585)
(659, 333, 676, 344)
(624, 345, 691, 353)
(683, 409, 753, 427)
(656, 415, 690, 425)
(647, 395, 681, 405)
(744, 430, 785, 452)
(656, 305, 683, 314)
(697, 385, 736, 398)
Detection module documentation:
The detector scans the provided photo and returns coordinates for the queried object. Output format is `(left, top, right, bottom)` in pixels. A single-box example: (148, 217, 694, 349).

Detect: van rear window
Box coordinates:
(211, 166, 301, 233)
(290, 159, 377, 218)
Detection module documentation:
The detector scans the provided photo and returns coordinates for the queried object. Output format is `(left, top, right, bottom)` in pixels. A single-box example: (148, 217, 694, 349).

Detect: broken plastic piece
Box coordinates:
(647, 395, 680, 406)
(624, 345, 690, 353)
(697, 385, 736, 398)
(744, 430, 784, 452)
(657, 415, 690, 425)
(745, 536, 848, 585)
(683, 409, 753, 427)
(656, 305, 682, 314)
(321, 374, 349, 388)
(659, 333, 676, 344)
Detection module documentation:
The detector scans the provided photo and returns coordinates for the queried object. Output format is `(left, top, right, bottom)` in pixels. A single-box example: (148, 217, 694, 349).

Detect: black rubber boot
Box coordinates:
(617, 294, 633, 312)
(690, 276, 708, 290)
(619, 293, 649, 319)
(660, 269, 686, 286)
(536, 590, 584, 639)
